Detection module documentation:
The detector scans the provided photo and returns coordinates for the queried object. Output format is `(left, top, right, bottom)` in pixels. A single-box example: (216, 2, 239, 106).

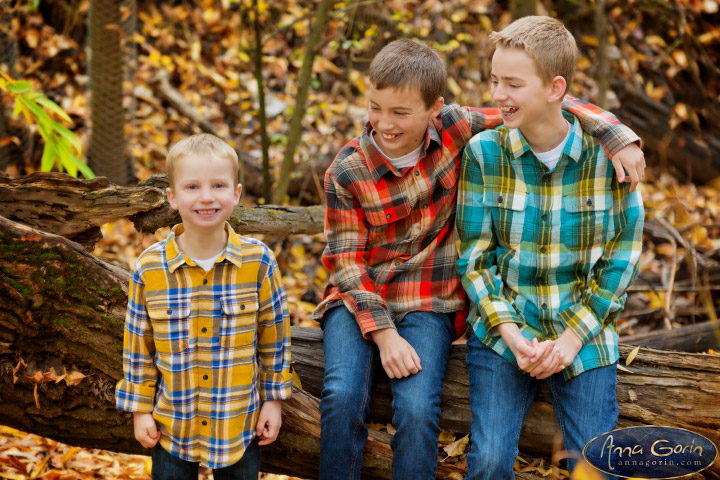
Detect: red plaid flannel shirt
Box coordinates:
(312, 101, 639, 338)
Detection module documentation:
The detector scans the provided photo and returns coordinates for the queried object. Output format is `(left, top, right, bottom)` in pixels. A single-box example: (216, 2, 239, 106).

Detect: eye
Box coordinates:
(369, 106, 380, 111)
(510, 84, 520, 89)
(186, 184, 198, 190)
(213, 183, 227, 189)
(490, 79, 499, 86)
(395, 111, 409, 116)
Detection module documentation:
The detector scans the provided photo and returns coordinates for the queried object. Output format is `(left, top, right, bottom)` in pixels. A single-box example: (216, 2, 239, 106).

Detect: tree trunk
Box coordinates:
(87, 0, 133, 185)
(271, 0, 334, 205)
(1, 214, 719, 479)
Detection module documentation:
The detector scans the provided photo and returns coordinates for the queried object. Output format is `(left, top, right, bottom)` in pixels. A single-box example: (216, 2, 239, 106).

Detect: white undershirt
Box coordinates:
(191, 250, 224, 272)
(533, 120, 572, 171)
(370, 129, 422, 169)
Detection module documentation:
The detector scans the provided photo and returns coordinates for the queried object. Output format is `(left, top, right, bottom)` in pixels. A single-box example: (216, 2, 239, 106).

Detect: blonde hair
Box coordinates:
(490, 16, 578, 94)
(166, 134, 239, 187)
(369, 38, 446, 109)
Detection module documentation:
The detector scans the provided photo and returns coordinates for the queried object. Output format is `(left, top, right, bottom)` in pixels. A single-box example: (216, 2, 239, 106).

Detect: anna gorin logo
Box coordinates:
(584, 426, 718, 479)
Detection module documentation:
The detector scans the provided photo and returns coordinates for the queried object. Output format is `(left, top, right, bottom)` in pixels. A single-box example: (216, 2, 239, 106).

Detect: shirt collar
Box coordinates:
(165, 223, 244, 273)
(359, 121, 439, 183)
(506, 112, 585, 164)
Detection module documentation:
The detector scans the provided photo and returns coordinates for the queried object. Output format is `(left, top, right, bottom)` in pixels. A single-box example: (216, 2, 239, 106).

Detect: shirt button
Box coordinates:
(386, 213, 392, 219)
(541, 303, 548, 310)
(203, 279, 208, 285)
(415, 171, 420, 176)
(586, 199, 593, 206)
(202, 420, 207, 426)
(240, 305, 245, 310)
(423, 204, 428, 209)
(203, 374, 208, 380)
(166, 309, 172, 315)
(201, 327, 207, 333)
(540, 247, 546, 253)
(543, 176, 550, 183)
(541, 214, 547, 221)
(497, 196, 503, 204)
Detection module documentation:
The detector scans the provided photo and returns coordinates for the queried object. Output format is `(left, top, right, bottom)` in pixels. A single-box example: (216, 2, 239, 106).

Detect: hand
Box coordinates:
(133, 412, 160, 448)
(611, 143, 645, 193)
(371, 328, 422, 379)
(256, 400, 282, 446)
(497, 323, 555, 373)
(552, 329, 584, 372)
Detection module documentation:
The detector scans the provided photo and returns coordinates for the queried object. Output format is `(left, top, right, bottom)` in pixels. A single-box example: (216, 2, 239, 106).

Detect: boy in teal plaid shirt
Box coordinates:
(456, 16, 644, 479)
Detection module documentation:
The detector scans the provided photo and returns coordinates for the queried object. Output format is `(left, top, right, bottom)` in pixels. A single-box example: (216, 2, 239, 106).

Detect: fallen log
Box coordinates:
(0, 172, 324, 249)
(621, 321, 720, 353)
(1, 215, 719, 479)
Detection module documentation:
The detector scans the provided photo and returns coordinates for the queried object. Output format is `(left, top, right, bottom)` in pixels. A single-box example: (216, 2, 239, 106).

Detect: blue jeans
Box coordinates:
(151, 438, 261, 480)
(465, 335, 618, 480)
(319, 306, 455, 480)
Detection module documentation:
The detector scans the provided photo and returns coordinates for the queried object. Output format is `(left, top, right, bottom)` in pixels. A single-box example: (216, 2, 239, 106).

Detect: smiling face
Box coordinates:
(368, 84, 444, 159)
(166, 153, 241, 236)
(490, 46, 556, 132)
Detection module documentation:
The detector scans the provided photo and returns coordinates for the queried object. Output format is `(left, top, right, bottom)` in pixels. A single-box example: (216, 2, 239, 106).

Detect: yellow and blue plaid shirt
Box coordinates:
(115, 223, 292, 468)
(456, 114, 644, 379)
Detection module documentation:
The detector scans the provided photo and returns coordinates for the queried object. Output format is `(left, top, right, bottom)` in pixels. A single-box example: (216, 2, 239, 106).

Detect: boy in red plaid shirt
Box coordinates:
(311, 38, 644, 479)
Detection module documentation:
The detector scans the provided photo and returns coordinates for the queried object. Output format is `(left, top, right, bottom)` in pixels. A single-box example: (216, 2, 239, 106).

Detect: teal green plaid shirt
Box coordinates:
(456, 113, 644, 379)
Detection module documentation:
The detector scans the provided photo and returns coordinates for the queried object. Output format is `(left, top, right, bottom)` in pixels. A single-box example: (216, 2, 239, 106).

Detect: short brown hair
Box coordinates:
(490, 16, 578, 94)
(369, 38, 446, 109)
(166, 134, 239, 187)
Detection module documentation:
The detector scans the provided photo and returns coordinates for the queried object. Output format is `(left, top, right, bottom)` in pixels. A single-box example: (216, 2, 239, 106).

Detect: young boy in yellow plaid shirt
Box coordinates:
(116, 134, 292, 479)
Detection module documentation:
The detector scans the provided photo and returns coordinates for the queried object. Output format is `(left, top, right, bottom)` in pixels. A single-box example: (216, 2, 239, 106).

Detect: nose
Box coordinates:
(199, 186, 214, 202)
(374, 112, 394, 132)
(492, 84, 506, 103)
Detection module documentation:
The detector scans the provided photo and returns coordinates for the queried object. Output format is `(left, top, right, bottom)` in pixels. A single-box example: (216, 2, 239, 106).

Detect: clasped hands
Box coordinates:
(497, 323, 583, 380)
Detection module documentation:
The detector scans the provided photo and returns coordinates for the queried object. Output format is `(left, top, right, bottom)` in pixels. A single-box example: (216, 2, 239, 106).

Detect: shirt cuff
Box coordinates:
(259, 371, 293, 401)
(479, 297, 523, 331)
(557, 303, 603, 345)
(356, 307, 394, 338)
(115, 379, 156, 413)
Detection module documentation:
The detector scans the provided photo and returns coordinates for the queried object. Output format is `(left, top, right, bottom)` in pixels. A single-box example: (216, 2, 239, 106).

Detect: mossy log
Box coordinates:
(1, 214, 720, 478)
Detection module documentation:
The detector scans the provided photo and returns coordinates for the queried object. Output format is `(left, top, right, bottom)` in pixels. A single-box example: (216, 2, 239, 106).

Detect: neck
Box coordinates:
(520, 107, 568, 153)
(177, 225, 227, 260)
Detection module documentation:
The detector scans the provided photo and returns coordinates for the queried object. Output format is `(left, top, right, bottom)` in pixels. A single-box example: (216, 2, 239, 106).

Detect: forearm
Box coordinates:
(562, 96, 640, 155)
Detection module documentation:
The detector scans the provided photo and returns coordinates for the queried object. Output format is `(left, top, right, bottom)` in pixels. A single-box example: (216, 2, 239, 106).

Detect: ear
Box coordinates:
(166, 187, 178, 211)
(548, 76, 567, 103)
(234, 184, 242, 205)
(429, 96, 444, 117)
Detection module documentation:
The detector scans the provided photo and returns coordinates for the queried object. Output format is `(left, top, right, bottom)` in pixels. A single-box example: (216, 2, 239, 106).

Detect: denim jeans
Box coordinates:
(319, 306, 455, 480)
(151, 438, 261, 480)
(465, 335, 618, 480)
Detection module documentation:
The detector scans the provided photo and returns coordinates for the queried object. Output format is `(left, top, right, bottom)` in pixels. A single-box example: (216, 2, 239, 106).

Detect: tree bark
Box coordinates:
(1, 215, 719, 479)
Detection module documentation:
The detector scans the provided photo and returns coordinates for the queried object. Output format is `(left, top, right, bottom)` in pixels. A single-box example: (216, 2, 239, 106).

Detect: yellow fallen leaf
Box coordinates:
(386, 424, 396, 435)
(59, 446, 80, 465)
(570, 459, 605, 480)
(617, 364, 634, 374)
(29, 454, 51, 479)
(145, 457, 152, 475)
(628, 388, 638, 402)
(64, 371, 86, 386)
(625, 345, 640, 366)
(443, 434, 469, 457)
(438, 429, 456, 443)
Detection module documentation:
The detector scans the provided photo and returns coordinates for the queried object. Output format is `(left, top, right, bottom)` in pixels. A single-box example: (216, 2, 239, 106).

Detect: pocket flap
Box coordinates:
(221, 295, 259, 316)
(563, 191, 611, 213)
(483, 184, 528, 211)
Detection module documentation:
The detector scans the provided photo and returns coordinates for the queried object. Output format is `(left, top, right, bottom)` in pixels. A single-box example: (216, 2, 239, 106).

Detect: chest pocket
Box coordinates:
(483, 184, 528, 249)
(219, 294, 258, 348)
(147, 300, 190, 354)
(364, 201, 412, 228)
(562, 191, 611, 250)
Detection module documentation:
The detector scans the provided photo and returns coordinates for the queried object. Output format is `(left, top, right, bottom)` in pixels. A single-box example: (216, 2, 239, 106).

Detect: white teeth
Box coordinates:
(382, 133, 399, 139)
(501, 106, 518, 114)
(197, 209, 216, 214)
